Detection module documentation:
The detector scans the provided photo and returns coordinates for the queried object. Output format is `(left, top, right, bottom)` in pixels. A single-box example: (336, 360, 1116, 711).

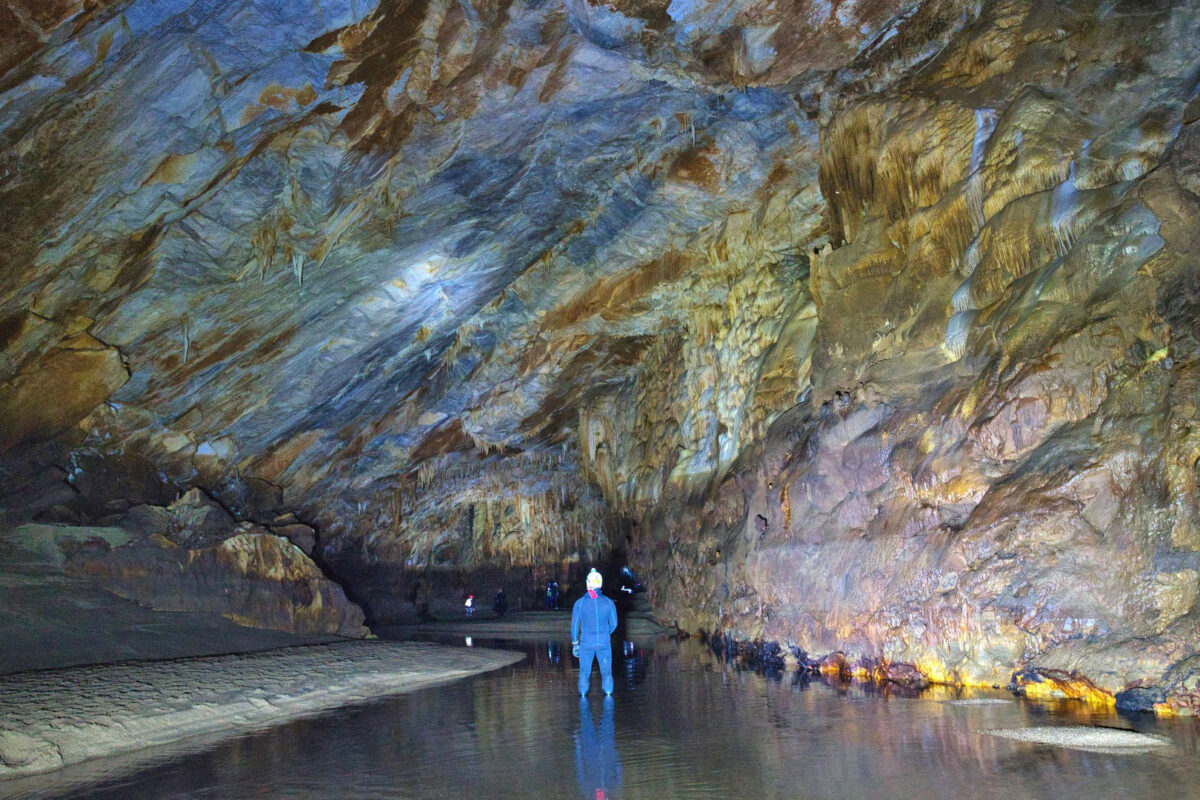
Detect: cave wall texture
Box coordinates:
(3, 0, 1200, 708)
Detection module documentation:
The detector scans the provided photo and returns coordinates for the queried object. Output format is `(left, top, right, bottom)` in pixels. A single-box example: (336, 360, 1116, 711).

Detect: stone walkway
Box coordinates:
(0, 641, 522, 781)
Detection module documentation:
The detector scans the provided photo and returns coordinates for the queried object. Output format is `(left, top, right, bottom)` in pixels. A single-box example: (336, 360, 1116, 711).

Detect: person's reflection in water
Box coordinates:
(576, 696, 622, 800)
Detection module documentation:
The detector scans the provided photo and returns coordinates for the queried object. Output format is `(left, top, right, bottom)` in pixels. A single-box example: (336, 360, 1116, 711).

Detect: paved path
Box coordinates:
(0, 641, 522, 781)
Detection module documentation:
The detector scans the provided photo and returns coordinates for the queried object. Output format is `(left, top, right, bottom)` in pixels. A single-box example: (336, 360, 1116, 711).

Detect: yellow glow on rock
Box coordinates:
(1012, 671, 1115, 708)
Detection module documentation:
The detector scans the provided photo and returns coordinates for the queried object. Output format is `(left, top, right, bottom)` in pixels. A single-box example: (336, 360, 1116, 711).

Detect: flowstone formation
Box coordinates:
(3, 0, 1200, 710)
(610, 1, 1200, 712)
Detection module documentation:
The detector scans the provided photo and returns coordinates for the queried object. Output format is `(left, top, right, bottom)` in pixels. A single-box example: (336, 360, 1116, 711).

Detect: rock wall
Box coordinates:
(2, 0, 922, 615)
(65, 510, 367, 637)
(597, 0, 1200, 712)
(3, 0, 1200, 709)
(1, 492, 367, 666)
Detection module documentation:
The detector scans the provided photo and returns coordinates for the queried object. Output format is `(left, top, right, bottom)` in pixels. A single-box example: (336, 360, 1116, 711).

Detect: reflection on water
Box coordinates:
(6, 634, 1200, 800)
(577, 696, 621, 800)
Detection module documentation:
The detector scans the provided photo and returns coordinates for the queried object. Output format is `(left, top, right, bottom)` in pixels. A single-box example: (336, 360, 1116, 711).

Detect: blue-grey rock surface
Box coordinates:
(4, 0, 1200, 712)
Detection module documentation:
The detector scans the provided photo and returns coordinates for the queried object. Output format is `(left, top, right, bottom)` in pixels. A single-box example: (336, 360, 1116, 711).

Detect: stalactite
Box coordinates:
(363, 442, 626, 567)
(981, 157, 1072, 226)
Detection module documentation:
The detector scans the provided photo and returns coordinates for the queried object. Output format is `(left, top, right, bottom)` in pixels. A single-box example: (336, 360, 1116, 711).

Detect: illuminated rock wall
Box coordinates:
(609, 0, 1200, 711)
(4, 0, 918, 619)
(3, 0, 1200, 706)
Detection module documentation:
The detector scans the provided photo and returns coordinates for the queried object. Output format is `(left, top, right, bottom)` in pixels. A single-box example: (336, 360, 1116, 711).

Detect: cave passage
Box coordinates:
(5, 0, 1200, 790)
(10, 631, 1197, 800)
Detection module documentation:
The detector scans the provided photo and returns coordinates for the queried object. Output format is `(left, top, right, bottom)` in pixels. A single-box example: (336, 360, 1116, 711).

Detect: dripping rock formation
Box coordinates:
(3, 0, 1200, 711)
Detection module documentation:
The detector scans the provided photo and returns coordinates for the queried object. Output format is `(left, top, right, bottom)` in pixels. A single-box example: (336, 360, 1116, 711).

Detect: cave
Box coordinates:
(3, 0, 1200, 795)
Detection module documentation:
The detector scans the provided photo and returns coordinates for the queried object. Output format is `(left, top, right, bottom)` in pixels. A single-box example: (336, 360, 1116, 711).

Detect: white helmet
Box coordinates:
(586, 568, 603, 589)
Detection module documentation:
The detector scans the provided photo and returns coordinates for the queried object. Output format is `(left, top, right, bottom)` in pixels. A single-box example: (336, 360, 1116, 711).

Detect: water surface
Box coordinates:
(7, 632, 1200, 800)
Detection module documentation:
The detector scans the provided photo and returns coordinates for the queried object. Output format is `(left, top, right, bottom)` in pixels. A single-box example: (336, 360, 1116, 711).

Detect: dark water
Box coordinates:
(8, 632, 1200, 800)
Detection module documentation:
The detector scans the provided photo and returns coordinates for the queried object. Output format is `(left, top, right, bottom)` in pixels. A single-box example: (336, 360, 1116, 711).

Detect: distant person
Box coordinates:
(464, 594, 474, 617)
(575, 694, 621, 800)
(546, 580, 555, 611)
(619, 566, 636, 595)
(552, 579, 560, 610)
(571, 568, 618, 696)
(493, 588, 507, 618)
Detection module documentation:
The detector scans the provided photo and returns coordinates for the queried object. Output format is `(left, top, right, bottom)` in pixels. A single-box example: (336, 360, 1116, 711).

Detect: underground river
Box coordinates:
(6, 625, 1200, 800)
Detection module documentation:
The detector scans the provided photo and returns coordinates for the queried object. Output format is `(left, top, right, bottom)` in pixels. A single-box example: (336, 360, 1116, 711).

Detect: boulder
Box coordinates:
(271, 523, 317, 556)
(164, 487, 237, 548)
(68, 530, 367, 637)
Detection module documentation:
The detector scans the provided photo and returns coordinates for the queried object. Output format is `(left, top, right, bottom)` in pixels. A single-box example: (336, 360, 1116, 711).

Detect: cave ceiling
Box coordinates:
(7, 0, 1200, 706)
(0, 0, 961, 526)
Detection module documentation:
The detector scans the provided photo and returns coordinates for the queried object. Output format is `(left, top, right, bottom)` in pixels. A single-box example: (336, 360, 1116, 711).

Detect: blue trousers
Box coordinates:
(578, 644, 613, 696)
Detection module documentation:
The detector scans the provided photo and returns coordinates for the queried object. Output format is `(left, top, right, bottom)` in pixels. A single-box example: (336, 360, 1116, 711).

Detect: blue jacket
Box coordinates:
(571, 591, 617, 648)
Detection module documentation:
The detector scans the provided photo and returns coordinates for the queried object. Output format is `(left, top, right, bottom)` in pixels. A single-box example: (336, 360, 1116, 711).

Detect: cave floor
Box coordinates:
(0, 640, 522, 787)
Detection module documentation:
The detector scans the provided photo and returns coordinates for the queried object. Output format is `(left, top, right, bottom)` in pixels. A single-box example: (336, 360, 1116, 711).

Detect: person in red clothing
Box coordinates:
(571, 569, 618, 696)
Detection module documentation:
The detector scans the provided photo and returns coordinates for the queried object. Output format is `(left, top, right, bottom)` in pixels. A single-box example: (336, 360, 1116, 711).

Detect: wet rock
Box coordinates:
(1, 0, 1200, 712)
(1157, 655, 1200, 715)
(1013, 668, 1120, 708)
(67, 531, 368, 637)
(272, 522, 317, 556)
(882, 662, 930, 690)
(164, 487, 236, 548)
(1115, 686, 1168, 713)
(818, 652, 852, 681)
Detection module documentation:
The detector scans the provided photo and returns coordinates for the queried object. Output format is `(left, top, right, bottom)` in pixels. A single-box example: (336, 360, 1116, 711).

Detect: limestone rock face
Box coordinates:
(611, 0, 1200, 710)
(0, 332, 127, 453)
(43, 486, 368, 639)
(0, 519, 366, 672)
(3, 0, 917, 608)
(3, 0, 1200, 706)
(68, 529, 368, 637)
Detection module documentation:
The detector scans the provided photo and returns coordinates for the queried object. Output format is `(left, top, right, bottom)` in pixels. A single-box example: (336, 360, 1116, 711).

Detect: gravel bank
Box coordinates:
(985, 725, 1171, 752)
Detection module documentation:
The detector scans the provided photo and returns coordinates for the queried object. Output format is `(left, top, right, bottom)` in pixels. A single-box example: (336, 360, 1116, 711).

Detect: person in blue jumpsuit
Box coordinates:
(571, 568, 618, 696)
